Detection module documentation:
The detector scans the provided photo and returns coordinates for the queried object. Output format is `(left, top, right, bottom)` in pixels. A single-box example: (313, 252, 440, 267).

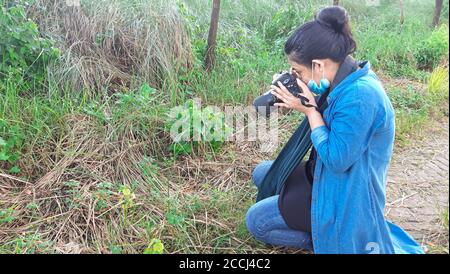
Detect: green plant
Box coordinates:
(94, 182, 114, 211)
(0, 2, 59, 89)
(62, 180, 82, 210)
(139, 156, 162, 188)
(263, 0, 307, 44)
(415, 25, 449, 70)
(143, 238, 164, 254)
(388, 85, 431, 144)
(427, 67, 449, 102)
(119, 185, 135, 225)
(389, 86, 430, 112)
(166, 209, 185, 227)
(112, 82, 166, 139)
(165, 99, 232, 157)
(109, 245, 123, 254)
(0, 120, 23, 172)
(0, 207, 15, 224)
(13, 233, 53, 254)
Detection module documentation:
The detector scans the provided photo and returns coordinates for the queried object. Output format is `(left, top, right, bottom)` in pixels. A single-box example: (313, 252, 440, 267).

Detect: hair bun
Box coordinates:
(315, 6, 349, 33)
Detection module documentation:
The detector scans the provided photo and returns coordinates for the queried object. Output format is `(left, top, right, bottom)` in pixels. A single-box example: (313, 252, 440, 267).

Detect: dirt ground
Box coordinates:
(386, 116, 449, 253)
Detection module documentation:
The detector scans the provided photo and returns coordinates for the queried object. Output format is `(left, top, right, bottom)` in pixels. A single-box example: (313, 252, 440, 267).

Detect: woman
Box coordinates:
(245, 6, 424, 254)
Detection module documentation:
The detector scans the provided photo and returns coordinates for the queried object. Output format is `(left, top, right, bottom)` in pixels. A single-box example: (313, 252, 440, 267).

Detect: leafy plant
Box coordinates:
(143, 238, 164, 254)
(109, 245, 123, 254)
(415, 25, 449, 70)
(262, 0, 306, 44)
(0, 2, 60, 89)
(94, 182, 114, 211)
(0, 207, 15, 224)
(0, 120, 23, 171)
(165, 99, 232, 157)
(13, 233, 53, 254)
(119, 185, 135, 225)
(165, 209, 185, 227)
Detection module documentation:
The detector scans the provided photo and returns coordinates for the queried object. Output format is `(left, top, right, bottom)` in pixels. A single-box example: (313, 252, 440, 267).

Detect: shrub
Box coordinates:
(415, 25, 449, 70)
(0, 2, 59, 89)
(165, 99, 232, 157)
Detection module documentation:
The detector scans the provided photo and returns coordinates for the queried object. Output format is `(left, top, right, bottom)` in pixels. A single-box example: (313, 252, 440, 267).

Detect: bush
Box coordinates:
(165, 99, 232, 157)
(415, 25, 449, 70)
(0, 2, 59, 89)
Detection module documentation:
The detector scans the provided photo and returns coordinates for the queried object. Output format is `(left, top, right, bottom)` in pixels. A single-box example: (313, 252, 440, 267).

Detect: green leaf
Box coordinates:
(143, 239, 164, 254)
(109, 245, 122, 254)
(9, 166, 20, 174)
(139, 83, 156, 96)
(0, 152, 10, 161)
(0, 137, 6, 147)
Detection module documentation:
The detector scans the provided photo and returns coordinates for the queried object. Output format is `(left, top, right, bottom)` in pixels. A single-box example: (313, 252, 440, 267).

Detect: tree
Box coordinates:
(333, 0, 339, 5)
(205, 0, 221, 71)
(432, 0, 443, 27)
(399, 0, 404, 25)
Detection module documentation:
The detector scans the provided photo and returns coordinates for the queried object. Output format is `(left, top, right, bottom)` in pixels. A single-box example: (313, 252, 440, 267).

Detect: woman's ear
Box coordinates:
(311, 59, 325, 72)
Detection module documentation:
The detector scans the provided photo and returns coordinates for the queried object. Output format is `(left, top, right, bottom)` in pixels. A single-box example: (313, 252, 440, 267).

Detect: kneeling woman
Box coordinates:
(245, 6, 423, 254)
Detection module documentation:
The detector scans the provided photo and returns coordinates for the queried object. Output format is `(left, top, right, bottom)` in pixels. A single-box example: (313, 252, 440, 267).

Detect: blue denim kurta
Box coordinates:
(310, 61, 424, 254)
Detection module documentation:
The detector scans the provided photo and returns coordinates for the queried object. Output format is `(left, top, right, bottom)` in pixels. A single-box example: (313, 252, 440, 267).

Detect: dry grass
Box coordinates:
(0, 113, 174, 253)
(0, 96, 306, 253)
(28, 0, 193, 93)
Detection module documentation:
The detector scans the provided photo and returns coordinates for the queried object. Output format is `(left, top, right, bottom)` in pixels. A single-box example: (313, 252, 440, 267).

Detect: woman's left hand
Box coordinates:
(271, 78, 318, 116)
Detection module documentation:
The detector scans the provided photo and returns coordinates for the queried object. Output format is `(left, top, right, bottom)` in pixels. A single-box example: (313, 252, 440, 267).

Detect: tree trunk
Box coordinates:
(432, 0, 443, 27)
(399, 0, 404, 25)
(333, 0, 339, 5)
(205, 0, 221, 71)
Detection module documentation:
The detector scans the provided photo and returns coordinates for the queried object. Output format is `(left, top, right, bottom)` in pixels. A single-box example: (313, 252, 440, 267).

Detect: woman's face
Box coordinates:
(288, 58, 322, 86)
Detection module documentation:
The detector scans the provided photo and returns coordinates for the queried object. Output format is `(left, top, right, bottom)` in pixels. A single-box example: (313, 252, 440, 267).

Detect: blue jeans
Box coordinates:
(245, 160, 313, 250)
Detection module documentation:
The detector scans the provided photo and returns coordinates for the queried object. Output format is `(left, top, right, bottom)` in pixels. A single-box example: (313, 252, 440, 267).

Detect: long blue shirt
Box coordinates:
(310, 61, 424, 254)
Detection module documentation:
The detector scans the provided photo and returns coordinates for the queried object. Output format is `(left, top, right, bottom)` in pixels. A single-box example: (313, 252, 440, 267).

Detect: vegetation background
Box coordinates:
(0, 0, 448, 254)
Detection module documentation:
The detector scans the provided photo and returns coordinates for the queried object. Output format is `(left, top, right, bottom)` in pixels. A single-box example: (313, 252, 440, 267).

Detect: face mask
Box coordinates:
(307, 62, 330, 95)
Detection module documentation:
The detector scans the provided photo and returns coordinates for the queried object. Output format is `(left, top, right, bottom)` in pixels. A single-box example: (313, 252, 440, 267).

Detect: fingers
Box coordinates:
(271, 81, 293, 101)
(274, 102, 289, 108)
(296, 78, 316, 101)
(296, 78, 310, 93)
(277, 81, 290, 94)
(271, 86, 288, 102)
(271, 90, 285, 102)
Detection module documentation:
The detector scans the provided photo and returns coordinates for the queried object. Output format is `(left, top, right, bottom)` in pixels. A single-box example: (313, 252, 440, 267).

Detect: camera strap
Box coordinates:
(295, 93, 320, 112)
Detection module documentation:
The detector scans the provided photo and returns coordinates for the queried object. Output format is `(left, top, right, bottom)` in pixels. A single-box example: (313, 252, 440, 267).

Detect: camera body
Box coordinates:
(253, 72, 303, 117)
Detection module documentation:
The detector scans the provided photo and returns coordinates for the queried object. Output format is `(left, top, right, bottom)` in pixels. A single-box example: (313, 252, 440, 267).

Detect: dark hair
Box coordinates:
(284, 6, 356, 65)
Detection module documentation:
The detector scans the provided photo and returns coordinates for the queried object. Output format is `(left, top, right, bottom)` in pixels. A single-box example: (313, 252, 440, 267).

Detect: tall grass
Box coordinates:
(28, 0, 193, 96)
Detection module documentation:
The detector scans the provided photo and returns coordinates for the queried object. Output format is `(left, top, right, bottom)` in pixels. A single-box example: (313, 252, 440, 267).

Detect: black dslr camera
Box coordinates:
(252, 72, 303, 117)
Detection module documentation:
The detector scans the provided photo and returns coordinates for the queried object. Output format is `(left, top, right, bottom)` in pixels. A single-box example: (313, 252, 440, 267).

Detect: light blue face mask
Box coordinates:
(307, 62, 330, 95)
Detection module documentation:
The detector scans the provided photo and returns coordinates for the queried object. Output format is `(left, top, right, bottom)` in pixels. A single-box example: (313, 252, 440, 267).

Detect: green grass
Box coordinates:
(387, 67, 449, 146)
